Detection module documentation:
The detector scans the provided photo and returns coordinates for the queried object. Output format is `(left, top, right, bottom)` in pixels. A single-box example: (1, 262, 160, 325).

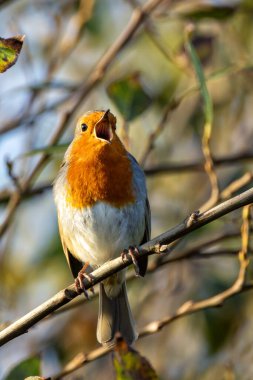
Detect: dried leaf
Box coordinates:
(0, 35, 25, 73)
(113, 334, 159, 380)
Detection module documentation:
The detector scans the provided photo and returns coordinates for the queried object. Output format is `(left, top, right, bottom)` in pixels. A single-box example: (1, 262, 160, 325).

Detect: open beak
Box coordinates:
(94, 109, 113, 143)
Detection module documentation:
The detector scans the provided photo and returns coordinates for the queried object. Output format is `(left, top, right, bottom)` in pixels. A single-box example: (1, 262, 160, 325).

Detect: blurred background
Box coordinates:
(1, 0, 253, 379)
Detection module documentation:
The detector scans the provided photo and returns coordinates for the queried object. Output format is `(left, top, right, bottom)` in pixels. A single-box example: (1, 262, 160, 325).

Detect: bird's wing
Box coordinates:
(141, 197, 151, 244)
(138, 198, 151, 277)
(58, 218, 83, 278)
(127, 153, 151, 277)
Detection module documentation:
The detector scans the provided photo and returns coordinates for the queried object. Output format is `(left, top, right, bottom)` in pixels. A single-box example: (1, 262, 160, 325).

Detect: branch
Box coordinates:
(1, 151, 253, 205)
(43, 246, 251, 321)
(1, 229, 240, 324)
(50, 205, 252, 379)
(1, 186, 253, 347)
(50, 280, 253, 379)
(0, 0, 165, 237)
(144, 151, 253, 175)
(47, 0, 95, 77)
(139, 100, 176, 166)
(0, 183, 52, 205)
(0, 93, 71, 136)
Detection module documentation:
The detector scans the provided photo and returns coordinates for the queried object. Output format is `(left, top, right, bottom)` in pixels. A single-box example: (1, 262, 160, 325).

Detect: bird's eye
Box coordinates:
(81, 123, 88, 132)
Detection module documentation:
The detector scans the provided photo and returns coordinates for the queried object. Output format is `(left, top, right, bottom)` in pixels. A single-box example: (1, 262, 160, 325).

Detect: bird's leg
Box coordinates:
(121, 246, 140, 277)
(75, 262, 95, 299)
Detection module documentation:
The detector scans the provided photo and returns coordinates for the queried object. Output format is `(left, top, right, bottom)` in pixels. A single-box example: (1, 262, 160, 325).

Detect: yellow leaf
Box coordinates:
(0, 35, 25, 73)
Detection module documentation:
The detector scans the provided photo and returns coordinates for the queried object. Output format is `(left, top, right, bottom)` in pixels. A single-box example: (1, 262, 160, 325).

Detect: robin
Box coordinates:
(53, 109, 151, 346)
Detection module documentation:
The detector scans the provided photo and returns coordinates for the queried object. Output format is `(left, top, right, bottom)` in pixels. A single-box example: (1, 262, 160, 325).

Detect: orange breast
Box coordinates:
(65, 136, 135, 209)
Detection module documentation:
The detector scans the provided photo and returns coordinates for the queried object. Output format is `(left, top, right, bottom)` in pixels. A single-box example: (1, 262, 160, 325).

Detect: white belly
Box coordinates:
(57, 199, 146, 267)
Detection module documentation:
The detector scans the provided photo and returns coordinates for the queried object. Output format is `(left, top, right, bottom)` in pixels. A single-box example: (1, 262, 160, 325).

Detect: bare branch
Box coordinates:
(127, 0, 190, 71)
(0, 93, 71, 136)
(10, 229, 243, 322)
(47, 0, 95, 76)
(49, 206, 252, 379)
(50, 279, 253, 379)
(220, 172, 253, 200)
(0, 183, 52, 205)
(200, 120, 220, 211)
(1, 151, 252, 205)
(5, 157, 22, 192)
(0, 0, 165, 237)
(1, 186, 253, 347)
(144, 151, 253, 175)
(139, 100, 177, 166)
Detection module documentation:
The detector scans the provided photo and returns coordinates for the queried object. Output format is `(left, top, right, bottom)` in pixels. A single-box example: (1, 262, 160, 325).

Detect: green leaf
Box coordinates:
(107, 72, 152, 121)
(5, 356, 41, 380)
(0, 35, 25, 73)
(185, 35, 213, 126)
(113, 335, 159, 380)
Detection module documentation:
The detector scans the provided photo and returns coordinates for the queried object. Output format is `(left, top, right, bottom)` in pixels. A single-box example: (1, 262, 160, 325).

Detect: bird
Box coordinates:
(53, 109, 151, 346)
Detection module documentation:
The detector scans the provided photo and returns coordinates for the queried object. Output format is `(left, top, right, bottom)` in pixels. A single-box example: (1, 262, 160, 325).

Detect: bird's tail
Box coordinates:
(97, 281, 138, 346)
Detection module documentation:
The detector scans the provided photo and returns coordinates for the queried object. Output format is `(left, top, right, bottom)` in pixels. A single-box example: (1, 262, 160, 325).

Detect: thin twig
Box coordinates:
(200, 119, 220, 211)
(0, 93, 71, 136)
(0, 0, 165, 237)
(144, 151, 253, 175)
(154, 171, 252, 268)
(1, 151, 252, 205)
(0, 183, 52, 205)
(139, 100, 178, 166)
(126, 0, 189, 71)
(47, 0, 95, 76)
(50, 279, 253, 379)
(238, 204, 251, 270)
(1, 58, 251, 136)
(5, 157, 22, 192)
(220, 172, 253, 201)
(1, 186, 253, 347)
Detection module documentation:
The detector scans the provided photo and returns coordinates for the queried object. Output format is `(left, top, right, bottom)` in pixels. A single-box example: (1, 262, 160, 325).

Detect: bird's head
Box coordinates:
(74, 109, 119, 147)
(64, 109, 134, 208)
(66, 109, 129, 174)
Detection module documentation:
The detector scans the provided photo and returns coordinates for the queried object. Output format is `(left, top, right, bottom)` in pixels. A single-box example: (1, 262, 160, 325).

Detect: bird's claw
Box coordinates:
(121, 246, 140, 277)
(75, 272, 94, 299)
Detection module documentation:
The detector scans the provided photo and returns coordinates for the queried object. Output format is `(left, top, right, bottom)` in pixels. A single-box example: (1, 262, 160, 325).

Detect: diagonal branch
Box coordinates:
(0, 0, 165, 237)
(1, 229, 243, 325)
(1, 186, 253, 347)
(51, 280, 253, 379)
(50, 205, 252, 379)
